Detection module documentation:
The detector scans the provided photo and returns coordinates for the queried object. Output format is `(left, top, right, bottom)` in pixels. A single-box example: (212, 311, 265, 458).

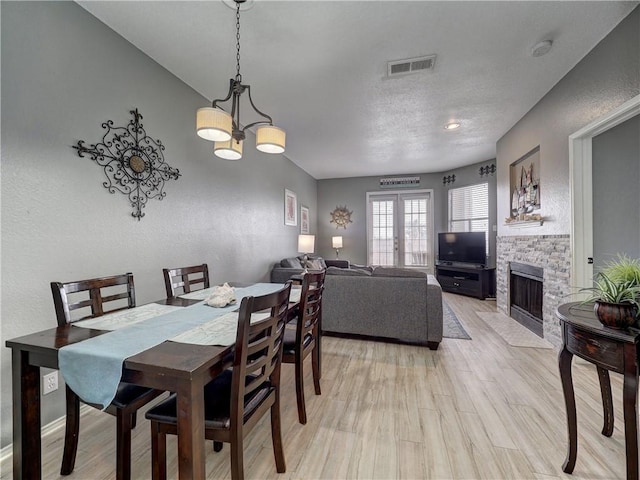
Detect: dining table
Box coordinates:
(6, 282, 300, 480)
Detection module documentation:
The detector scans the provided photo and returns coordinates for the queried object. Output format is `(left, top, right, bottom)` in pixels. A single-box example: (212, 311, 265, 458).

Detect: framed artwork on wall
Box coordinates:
(300, 206, 310, 234)
(284, 189, 297, 226)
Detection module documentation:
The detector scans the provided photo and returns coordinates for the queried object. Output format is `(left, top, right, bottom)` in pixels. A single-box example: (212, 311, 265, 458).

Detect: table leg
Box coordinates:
(558, 345, 577, 474)
(12, 349, 41, 480)
(622, 345, 638, 480)
(597, 366, 614, 437)
(176, 384, 205, 480)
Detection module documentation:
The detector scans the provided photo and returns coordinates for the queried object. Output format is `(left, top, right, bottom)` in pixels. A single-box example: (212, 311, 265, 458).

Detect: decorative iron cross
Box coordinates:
(73, 108, 181, 220)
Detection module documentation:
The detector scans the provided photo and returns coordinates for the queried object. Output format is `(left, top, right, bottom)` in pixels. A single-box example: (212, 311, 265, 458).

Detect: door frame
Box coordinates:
(365, 189, 434, 269)
(569, 94, 640, 289)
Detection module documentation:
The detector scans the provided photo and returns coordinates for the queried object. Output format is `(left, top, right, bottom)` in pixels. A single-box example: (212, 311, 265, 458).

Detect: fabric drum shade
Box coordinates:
(214, 138, 243, 160)
(256, 125, 286, 154)
(196, 107, 232, 142)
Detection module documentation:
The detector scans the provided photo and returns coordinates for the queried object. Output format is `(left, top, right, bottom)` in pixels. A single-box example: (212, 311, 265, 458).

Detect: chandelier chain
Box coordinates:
(235, 2, 242, 82)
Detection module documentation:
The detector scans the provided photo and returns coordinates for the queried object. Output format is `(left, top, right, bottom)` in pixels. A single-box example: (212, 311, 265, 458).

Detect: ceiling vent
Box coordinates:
(387, 54, 436, 77)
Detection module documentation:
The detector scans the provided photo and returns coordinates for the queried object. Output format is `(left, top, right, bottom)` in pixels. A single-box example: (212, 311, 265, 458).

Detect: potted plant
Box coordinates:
(581, 254, 640, 329)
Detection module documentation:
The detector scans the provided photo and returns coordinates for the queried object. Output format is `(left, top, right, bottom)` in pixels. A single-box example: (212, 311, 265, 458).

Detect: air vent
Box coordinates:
(387, 55, 436, 77)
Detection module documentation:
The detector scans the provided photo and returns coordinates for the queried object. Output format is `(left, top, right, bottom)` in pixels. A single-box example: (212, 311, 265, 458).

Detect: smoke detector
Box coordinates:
(387, 54, 437, 77)
(531, 40, 553, 57)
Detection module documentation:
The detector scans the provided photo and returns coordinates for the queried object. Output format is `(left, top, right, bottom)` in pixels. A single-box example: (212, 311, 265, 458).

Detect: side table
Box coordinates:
(556, 302, 640, 480)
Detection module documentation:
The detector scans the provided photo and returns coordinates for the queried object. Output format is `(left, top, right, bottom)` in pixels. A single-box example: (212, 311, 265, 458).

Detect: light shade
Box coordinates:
(298, 234, 315, 254)
(214, 138, 243, 160)
(256, 125, 286, 154)
(196, 107, 232, 142)
(332, 236, 343, 249)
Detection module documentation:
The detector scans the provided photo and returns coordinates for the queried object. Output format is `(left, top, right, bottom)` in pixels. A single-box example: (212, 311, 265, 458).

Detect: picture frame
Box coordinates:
(284, 189, 297, 226)
(300, 205, 310, 234)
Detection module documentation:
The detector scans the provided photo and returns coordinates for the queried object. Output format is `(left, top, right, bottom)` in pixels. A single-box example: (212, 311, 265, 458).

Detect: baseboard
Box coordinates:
(0, 404, 92, 464)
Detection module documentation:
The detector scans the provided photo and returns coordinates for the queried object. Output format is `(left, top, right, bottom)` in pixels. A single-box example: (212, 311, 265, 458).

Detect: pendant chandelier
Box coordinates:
(196, 0, 285, 160)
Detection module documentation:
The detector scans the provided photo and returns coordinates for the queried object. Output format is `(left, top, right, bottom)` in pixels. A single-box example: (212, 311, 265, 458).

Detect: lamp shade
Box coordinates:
(256, 125, 286, 154)
(297, 234, 315, 254)
(214, 138, 243, 160)
(332, 236, 343, 249)
(196, 107, 232, 142)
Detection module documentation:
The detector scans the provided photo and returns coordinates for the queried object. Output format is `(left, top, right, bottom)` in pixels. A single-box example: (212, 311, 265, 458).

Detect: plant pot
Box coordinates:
(594, 301, 638, 329)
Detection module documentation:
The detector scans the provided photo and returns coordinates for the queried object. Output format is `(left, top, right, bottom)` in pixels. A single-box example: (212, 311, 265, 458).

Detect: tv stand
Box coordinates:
(436, 263, 495, 300)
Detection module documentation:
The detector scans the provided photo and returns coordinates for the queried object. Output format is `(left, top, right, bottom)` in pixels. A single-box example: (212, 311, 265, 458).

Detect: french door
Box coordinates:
(366, 190, 433, 268)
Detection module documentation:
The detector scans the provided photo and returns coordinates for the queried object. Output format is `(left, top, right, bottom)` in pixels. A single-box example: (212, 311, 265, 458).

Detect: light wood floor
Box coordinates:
(1, 293, 628, 479)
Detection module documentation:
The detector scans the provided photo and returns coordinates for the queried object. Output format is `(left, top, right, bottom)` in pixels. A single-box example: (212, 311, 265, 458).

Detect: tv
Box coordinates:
(438, 232, 486, 266)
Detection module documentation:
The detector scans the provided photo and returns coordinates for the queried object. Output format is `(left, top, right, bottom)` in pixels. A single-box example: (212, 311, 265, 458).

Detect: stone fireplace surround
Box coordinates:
(496, 234, 571, 348)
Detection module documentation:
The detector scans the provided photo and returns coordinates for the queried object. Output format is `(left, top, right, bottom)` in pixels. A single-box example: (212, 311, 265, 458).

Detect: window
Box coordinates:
(367, 190, 433, 267)
(448, 183, 489, 253)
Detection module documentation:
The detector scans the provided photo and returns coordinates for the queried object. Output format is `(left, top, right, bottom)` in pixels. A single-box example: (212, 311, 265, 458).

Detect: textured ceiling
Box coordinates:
(78, 1, 637, 179)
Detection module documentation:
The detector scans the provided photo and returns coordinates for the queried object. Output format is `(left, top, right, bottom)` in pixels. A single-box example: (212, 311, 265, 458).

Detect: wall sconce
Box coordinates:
(332, 236, 343, 258)
(479, 164, 496, 177)
(443, 174, 456, 185)
(297, 234, 315, 273)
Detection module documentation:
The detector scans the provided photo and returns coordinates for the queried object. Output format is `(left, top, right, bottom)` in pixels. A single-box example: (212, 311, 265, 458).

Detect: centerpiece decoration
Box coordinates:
(580, 254, 640, 329)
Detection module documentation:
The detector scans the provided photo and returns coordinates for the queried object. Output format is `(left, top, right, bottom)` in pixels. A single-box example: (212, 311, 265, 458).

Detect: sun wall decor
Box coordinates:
(330, 205, 353, 229)
(73, 108, 181, 220)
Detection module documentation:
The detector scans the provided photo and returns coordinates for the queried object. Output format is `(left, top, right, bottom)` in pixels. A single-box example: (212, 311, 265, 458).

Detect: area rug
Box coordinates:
(476, 311, 553, 349)
(443, 300, 471, 340)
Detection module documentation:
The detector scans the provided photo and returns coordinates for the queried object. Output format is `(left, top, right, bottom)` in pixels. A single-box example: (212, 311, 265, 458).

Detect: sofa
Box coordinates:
(271, 258, 443, 350)
(270, 256, 349, 283)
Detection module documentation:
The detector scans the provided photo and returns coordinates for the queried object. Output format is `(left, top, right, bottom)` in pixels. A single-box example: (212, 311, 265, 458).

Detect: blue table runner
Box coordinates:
(58, 283, 284, 409)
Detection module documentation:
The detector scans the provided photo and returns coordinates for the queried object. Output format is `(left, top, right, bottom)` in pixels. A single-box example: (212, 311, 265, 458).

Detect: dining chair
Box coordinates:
(50, 273, 163, 480)
(145, 282, 292, 480)
(282, 270, 325, 424)
(162, 263, 210, 298)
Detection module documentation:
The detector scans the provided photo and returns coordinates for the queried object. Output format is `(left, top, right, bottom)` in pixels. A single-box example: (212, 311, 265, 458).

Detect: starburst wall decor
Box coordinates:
(73, 108, 181, 220)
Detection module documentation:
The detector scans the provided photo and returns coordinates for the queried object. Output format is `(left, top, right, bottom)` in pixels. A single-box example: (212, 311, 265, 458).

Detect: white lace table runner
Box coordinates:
(170, 311, 271, 346)
(74, 303, 183, 331)
(180, 285, 302, 303)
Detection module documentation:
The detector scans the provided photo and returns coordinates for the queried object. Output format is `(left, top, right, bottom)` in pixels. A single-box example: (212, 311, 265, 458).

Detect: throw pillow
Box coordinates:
(281, 257, 302, 268)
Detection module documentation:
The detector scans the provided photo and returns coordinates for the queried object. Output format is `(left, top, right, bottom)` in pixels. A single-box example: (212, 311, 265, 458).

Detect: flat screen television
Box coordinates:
(438, 232, 486, 266)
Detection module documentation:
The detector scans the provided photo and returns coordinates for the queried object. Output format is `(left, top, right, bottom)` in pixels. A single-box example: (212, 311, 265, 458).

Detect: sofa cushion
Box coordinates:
(372, 267, 428, 278)
(281, 257, 302, 268)
(325, 266, 372, 276)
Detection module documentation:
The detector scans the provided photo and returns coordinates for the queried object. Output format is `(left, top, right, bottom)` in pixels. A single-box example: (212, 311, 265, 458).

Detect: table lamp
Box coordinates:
(297, 234, 315, 273)
(332, 236, 343, 258)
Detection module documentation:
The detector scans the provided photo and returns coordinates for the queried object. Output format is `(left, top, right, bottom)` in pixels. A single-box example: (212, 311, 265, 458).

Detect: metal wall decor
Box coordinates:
(330, 205, 353, 229)
(442, 174, 456, 185)
(479, 163, 496, 177)
(73, 109, 181, 220)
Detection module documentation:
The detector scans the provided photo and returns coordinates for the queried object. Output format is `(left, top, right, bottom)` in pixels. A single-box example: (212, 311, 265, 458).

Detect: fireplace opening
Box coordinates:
(509, 262, 544, 337)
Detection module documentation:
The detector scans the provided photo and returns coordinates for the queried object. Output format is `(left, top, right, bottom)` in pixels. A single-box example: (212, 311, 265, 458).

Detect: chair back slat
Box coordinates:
(297, 271, 326, 346)
(50, 273, 135, 325)
(230, 283, 291, 419)
(163, 264, 210, 298)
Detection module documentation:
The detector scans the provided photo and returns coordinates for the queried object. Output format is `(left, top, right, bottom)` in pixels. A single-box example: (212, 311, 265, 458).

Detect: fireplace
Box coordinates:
(509, 262, 544, 337)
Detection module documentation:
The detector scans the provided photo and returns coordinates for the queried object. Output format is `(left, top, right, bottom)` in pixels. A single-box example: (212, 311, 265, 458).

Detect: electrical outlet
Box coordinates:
(43, 371, 58, 395)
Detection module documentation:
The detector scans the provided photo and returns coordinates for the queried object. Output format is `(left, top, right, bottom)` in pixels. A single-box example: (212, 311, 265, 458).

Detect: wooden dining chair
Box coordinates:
(145, 282, 292, 480)
(50, 273, 163, 480)
(162, 263, 210, 298)
(282, 270, 325, 424)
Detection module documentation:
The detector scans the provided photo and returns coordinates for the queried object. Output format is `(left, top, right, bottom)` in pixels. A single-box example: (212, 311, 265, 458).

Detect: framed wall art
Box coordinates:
(284, 189, 297, 226)
(300, 205, 310, 234)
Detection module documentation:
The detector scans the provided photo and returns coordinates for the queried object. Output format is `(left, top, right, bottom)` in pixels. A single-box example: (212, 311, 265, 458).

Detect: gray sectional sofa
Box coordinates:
(271, 258, 443, 350)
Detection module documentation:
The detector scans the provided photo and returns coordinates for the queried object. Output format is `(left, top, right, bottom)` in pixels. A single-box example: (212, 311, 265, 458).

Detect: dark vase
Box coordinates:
(594, 301, 639, 329)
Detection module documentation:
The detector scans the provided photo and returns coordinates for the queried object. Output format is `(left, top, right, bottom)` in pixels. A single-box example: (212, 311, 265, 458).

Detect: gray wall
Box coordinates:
(496, 6, 640, 237)
(592, 114, 640, 270)
(317, 160, 498, 268)
(0, 1, 316, 448)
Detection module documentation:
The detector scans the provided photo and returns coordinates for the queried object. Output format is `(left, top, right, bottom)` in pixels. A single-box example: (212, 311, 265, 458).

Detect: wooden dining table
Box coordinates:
(6, 290, 299, 480)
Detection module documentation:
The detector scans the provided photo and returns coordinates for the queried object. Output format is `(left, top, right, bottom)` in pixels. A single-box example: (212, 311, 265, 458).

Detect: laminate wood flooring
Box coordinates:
(1, 293, 627, 479)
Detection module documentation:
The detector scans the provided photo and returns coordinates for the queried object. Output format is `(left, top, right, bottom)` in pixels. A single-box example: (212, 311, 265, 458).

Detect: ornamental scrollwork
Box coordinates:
(73, 108, 181, 220)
